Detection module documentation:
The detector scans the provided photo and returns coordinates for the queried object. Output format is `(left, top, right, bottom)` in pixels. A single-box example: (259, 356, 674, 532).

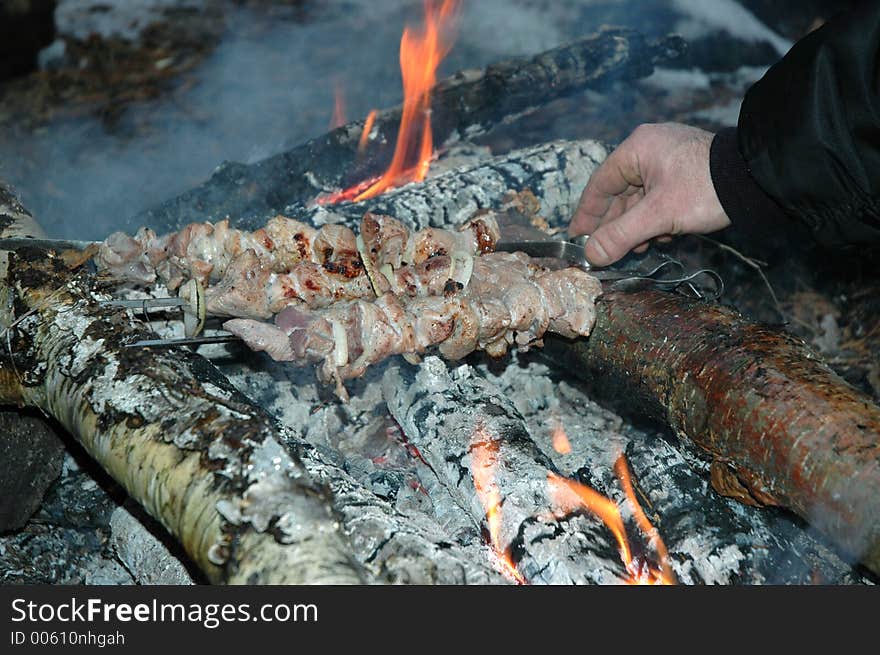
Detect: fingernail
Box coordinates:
(585, 239, 608, 266)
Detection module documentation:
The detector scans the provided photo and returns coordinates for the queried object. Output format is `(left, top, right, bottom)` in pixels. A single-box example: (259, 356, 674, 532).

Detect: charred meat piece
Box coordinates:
(97, 212, 500, 319)
(96, 216, 358, 289)
(203, 252, 374, 319)
(224, 252, 602, 395)
(359, 211, 500, 270)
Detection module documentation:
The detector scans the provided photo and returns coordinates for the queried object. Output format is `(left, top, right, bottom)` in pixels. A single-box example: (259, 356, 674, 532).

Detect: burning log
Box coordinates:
(0, 186, 364, 584)
(382, 357, 672, 584)
(543, 291, 880, 575)
(480, 357, 866, 585)
(128, 28, 683, 233)
(299, 138, 606, 234)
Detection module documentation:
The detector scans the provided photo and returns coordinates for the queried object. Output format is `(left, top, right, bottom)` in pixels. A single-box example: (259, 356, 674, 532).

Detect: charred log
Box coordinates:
(543, 290, 880, 575)
(128, 29, 683, 233)
(300, 138, 606, 234)
(0, 411, 65, 532)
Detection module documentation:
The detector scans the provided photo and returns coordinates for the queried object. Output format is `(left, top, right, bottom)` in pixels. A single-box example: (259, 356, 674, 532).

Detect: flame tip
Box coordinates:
(321, 0, 458, 205)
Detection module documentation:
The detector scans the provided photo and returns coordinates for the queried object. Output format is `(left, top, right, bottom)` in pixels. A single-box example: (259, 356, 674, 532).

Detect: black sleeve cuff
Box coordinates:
(709, 127, 793, 241)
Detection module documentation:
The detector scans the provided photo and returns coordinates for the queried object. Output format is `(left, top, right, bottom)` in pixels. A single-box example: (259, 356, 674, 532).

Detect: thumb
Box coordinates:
(584, 195, 671, 267)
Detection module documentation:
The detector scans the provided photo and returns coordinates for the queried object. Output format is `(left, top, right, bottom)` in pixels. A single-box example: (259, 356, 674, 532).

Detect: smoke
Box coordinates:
(672, 0, 793, 55)
(0, 0, 788, 240)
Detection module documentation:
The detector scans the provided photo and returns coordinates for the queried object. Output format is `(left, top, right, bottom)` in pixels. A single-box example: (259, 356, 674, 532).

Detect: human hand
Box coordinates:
(569, 123, 731, 267)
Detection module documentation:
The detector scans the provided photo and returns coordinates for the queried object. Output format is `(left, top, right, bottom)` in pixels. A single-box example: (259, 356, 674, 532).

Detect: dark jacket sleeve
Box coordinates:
(710, 3, 880, 246)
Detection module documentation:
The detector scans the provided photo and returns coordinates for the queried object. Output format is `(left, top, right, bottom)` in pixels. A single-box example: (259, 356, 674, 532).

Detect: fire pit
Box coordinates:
(0, 0, 877, 586)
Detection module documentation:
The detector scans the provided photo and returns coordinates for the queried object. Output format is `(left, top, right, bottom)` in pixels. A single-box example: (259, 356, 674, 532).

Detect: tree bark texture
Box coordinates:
(543, 290, 880, 574)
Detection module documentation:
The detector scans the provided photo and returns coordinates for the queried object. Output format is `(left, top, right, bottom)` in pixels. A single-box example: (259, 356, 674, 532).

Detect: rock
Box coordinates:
(0, 411, 65, 532)
(110, 505, 194, 585)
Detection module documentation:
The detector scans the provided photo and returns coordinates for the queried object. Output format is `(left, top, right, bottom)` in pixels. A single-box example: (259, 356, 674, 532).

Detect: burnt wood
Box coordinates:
(127, 28, 684, 234)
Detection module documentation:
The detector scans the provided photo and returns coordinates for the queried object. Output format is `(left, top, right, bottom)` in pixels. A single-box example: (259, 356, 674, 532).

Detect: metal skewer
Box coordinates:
(126, 334, 241, 349)
(100, 298, 187, 309)
(0, 237, 99, 251)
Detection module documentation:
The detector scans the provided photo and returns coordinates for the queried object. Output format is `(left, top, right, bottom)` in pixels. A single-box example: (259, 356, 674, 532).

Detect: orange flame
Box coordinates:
(320, 0, 459, 205)
(470, 425, 527, 584)
(548, 455, 676, 585)
(330, 83, 346, 130)
(614, 455, 676, 585)
(358, 109, 378, 152)
(551, 420, 572, 454)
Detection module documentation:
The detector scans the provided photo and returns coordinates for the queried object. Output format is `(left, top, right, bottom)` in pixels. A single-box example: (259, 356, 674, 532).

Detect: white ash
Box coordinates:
(477, 352, 865, 584)
(234, 435, 333, 546)
(673, 538, 746, 586)
(217, 356, 507, 583)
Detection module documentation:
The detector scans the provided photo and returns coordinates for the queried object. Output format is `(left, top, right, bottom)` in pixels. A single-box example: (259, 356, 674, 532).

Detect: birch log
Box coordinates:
(0, 185, 363, 584)
(0, 186, 66, 531)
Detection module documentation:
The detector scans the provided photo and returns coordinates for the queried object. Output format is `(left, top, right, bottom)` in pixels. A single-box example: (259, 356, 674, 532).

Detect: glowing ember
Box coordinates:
(551, 420, 572, 454)
(330, 83, 347, 130)
(470, 425, 527, 584)
(548, 455, 676, 585)
(319, 0, 459, 205)
(358, 109, 378, 152)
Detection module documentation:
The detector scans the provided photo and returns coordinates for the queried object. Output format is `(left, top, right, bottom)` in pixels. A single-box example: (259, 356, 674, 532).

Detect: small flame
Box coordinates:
(551, 420, 572, 454)
(548, 455, 676, 585)
(470, 425, 527, 584)
(319, 0, 459, 205)
(330, 83, 346, 130)
(358, 109, 378, 152)
(614, 455, 676, 585)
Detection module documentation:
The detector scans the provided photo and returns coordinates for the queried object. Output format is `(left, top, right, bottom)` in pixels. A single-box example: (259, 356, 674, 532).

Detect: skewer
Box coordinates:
(126, 334, 241, 349)
(0, 237, 98, 251)
(99, 298, 187, 309)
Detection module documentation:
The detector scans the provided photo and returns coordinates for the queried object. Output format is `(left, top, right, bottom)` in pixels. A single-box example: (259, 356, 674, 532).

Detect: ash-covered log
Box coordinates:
(127, 28, 683, 233)
(383, 357, 648, 583)
(298, 138, 606, 234)
(292, 437, 507, 584)
(543, 291, 880, 575)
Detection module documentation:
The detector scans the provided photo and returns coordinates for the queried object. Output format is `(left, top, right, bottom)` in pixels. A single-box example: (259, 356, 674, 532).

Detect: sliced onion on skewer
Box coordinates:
(331, 319, 349, 367)
(356, 235, 385, 296)
(180, 278, 206, 337)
